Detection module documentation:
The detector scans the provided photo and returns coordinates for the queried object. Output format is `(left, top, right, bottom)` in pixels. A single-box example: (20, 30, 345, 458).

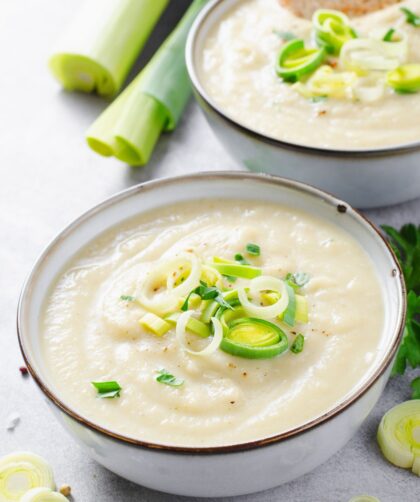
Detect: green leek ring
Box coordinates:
(220, 317, 288, 359)
(276, 39, 325, 82)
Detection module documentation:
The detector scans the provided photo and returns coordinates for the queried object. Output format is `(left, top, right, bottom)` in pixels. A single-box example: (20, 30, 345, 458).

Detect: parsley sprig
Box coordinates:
(382, 224, 420, 398)
(181, 281, 233, 312)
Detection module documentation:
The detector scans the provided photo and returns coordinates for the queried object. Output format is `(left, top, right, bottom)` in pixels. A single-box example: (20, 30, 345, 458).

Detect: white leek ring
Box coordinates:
(176, 311, 223, 356)
(238, 276, 288, 320)
(0, 452, 55, 502)
(137, 252, 201, 314)
(340, 38, 407, 72)
(377, 399, 420, 476)
(20, 488, 68, 502)
(353, 75, 386, 102)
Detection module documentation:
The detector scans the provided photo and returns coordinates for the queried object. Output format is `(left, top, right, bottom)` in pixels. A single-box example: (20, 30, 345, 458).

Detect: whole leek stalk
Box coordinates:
(86, 0, 208, 166)
(49, 0, 168, 97)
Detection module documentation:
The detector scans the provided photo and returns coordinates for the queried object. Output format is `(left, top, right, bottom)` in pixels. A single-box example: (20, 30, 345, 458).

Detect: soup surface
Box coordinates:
(198, 0, 420, 150)
(42, 200, 384, 447)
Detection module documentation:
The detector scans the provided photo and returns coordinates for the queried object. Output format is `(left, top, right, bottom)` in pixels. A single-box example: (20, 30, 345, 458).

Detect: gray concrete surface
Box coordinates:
(1, 1, 419, 500)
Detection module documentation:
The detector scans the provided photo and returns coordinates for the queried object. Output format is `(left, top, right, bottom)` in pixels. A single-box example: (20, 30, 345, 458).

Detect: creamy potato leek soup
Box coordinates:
(41, 200, 384, 447)
(198, 0, 420, 149)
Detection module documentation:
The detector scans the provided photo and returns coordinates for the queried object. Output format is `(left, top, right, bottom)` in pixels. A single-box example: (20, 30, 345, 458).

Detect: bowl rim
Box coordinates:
(17, 171, 406, 455)
(185, 0, 420, 159)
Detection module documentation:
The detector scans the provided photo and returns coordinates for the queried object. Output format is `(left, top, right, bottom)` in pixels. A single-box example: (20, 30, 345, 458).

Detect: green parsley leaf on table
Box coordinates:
(382, 224, 420, 398)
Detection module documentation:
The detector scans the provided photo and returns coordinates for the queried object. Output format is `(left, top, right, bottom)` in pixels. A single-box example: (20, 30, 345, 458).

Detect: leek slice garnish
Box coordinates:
(238, 276, 289, 320)
(0, 452, 55, 502)
(313, 9, 356, 55)
(176, 312, 223, 357)
(200, 289, 239, 324)
(139, 312, 171, 337)
(283, 282, 296, 326)
(216, 304, 247, 334)
(340, 38, 407, 73)
(209, 262, 261, 279)
(294, 65, 357, 100)
(181, 281, 232, 312)
(400, 7, 420, 27)
(295, 295, 309, 323)
(165, 312, 211, 338)
(86, 0, 208, 165)
(377, 400, 420, 476)
(387, 64, 420, 93)
(137, 252, 201, 315)
(49, 0, 169, 97)
(20, 488, 68, 502)
(224, 318, 281, 347)
(200, 264, 223, 287)
(276, 39, 326, 82)
(155, 369, 184, 387)
(291, 334, 305, 354)
(91, 381, 121, 399)
(220, 318, 288, 360)
(353, 75, 386, 103)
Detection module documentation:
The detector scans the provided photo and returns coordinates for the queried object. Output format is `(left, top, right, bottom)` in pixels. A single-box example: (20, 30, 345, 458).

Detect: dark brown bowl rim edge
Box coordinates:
(16, 171, 406, 455)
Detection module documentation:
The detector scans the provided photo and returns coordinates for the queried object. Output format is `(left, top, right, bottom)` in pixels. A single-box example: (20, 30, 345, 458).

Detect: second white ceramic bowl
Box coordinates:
(186, 0, 420, 209)
(17, 173, 405, 497)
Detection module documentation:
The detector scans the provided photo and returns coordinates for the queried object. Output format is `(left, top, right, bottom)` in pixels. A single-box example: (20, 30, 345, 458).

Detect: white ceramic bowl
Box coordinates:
(186, 0, 420, 209)
(17, 173, 405, 497)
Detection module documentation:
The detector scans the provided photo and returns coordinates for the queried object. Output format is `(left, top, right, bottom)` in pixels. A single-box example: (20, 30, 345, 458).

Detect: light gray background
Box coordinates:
(1, 1, 419, 501)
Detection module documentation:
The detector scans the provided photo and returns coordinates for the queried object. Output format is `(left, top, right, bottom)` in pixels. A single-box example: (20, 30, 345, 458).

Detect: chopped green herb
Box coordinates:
(156, 369, 184, 387)
(291, 334, 305, 354)
(383, 28, 396, 42)
(286, 272, 310, 288)
(310, 95, 327, 103)
(400, 7, 420, 27)
(223, 274, 237, 283)
(91, 380, 121, 399)
(246, 243, 261, 256)
(234, 253, 250, 265)
(273, 29, 297, 41)
(120, 295, 135, 302)
(182, 281, 233, 311)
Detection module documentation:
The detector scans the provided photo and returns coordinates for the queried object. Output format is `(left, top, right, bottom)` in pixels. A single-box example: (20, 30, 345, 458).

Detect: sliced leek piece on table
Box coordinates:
(0, 452, 55, 502)
(377, 400, 420, 476)
(49, 0, 168, 97)
(20, 488, 68, 502)
(86, 0, 208, 165)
